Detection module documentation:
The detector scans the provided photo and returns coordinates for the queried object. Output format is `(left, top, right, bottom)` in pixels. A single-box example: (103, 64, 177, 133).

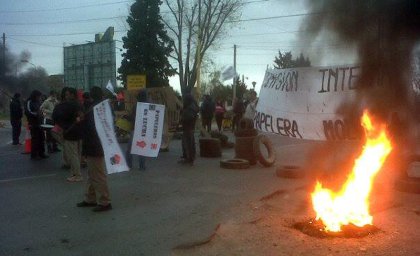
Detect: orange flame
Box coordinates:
(311, 110, 392, 232)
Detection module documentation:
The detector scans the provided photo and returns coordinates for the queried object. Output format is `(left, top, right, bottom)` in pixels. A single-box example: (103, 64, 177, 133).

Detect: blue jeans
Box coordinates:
(126, 132, 146, 170)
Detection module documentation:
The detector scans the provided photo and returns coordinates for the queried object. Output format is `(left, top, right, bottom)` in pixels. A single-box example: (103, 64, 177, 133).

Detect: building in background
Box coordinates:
(63, 27, 116, 91)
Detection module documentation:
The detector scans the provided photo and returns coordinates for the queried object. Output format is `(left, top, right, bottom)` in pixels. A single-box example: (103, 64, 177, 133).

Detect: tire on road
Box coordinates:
(276, 165, 305, 179)
(237, 118, 254, 131)
(253, 134, 275, 167)
(234, 128, 258, 138)
(199, 138, 221, 158)
(235, 136, 257, 165)
(220, 159, 250, 169)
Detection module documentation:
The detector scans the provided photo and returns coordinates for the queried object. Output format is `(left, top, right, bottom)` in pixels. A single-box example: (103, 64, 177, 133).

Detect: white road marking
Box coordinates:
(0, 173, 57, 183)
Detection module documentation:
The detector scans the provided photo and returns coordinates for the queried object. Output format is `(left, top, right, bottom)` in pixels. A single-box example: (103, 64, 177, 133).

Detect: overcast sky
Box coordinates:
(1, 0, 356, 93)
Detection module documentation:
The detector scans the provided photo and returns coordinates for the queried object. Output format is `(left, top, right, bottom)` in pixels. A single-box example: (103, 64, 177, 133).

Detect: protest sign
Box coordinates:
(131, 103, 165, 157)
(94, 99, 129, 174)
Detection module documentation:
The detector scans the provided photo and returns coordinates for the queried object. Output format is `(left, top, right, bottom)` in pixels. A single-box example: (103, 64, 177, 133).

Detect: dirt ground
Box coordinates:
(172, 170, 420, 256)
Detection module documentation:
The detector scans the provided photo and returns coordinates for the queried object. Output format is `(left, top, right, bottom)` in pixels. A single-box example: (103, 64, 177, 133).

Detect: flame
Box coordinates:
(311, 110, 392, 232)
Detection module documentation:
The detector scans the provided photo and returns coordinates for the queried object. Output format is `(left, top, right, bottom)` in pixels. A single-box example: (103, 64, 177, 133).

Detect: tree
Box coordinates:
(119, 0, 176, 88)
(163, 0, 242, 96)
(273, 51, 311, 69)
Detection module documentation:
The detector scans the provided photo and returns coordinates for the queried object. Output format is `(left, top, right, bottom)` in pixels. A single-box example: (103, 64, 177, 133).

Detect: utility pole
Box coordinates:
(233, 44, 237, 100)
(2, 33, 5, 77)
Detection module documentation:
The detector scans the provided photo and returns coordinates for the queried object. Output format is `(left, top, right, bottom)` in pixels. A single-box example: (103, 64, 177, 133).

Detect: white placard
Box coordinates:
(94, 99, 129, 174)
(131, 103, 165, 157)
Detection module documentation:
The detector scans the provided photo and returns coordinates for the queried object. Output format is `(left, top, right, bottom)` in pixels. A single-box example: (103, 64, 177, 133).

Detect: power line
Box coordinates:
(0, 1, 133, 14)
(1, 16, 126, 26)
(8, 36, 63, 48)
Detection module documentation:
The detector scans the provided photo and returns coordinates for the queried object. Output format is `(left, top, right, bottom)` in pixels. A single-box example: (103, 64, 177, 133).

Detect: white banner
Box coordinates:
(131, 103, 165, 157)
(256, 65, 361, 141)
(94, 99, 129, 174)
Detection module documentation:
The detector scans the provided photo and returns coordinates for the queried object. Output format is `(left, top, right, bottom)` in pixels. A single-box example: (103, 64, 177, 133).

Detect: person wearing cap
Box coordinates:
(9, 93, 23, 145)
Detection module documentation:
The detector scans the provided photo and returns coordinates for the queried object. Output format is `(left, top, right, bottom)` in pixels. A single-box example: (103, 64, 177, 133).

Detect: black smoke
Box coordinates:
(302, 0, 420, 121)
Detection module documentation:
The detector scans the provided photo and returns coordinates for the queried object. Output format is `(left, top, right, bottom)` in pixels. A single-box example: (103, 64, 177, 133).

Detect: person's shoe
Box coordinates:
(178, 159, 194, 166)
(61, 164, 71, 170)
(40, 154, 49, 159)
(66, 176, 83, 182)
(92, 204, 112, 212)
(76, 201, 97, 207)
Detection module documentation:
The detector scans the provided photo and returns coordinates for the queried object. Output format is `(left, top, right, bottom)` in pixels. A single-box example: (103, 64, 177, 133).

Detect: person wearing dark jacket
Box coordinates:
(179, 94, 199, 165)
(52, 87, 83, 182)
(10, 93, 23, 145)
(126, 89, 148, 170)
(25, 90, 48, 160)
(76, 86, 112, 212)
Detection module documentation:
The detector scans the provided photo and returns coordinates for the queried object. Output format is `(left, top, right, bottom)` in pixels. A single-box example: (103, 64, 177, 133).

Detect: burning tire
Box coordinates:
(253, 134, 275, 167)
(220, 159, 250, 169)
(199, 138, 221, 158)
(276, 165, 305, 179)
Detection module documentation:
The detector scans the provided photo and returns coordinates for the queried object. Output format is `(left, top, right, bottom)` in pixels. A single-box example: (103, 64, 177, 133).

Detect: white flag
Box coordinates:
(94, 99, 129, 174)
(221, 66, 237, 81)
(105, 80, 117, 96)
(131, 103, 165, 157)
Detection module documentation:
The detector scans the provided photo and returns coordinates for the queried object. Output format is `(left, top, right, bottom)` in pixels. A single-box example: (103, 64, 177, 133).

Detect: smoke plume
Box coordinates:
(302, 0, 420, 121)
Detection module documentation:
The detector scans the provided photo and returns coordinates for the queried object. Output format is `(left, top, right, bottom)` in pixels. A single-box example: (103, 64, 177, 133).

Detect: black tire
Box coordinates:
(276, 165, 305, 179)
(234, 129, 258, 137)
(394, 176, 420, 194)
(237, 118, 254, 131)
(235, 136, 257, 165)
(199, 138, 221, 158)
(253, 134, 275, 167)
(220, 159, 250, 169)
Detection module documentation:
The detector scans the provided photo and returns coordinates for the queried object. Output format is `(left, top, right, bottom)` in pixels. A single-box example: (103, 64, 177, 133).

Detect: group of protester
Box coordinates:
(199, 91, 258, 133)
(10, 87, 112, 212)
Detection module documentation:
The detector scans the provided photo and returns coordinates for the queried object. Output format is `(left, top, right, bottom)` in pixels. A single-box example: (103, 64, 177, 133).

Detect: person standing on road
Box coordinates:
(52, 87, 83, 182)
(244, 90, 258, 122)
(9, 93, 23, 145)
(179, 94, 199, 165)
(25, 90, 48, 160)
(40, 90, 60, 153)
(200, 95, 215, 132)
(232, 96, 245, 131)
(214, 100, 226, 133)
(126, 89, 148, 171)
(77, 86, 112, 212)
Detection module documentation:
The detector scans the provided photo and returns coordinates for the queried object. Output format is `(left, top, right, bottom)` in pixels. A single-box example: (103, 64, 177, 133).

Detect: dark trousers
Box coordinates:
(182, 129, 196, 162)
(232, 113, 243, 131)
(30, 126, 45, 158)
(201, 116, 213, 132)
(215, 114, 224, 132)
(10, 119, 21, 144)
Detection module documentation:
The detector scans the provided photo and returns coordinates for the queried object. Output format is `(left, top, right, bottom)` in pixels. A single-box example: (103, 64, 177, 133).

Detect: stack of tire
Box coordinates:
(199, 138, 222, 157)
(234, 118, 258, 165)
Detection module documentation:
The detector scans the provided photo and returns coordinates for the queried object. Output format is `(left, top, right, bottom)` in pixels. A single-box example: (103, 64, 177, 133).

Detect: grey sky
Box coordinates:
(0, 0, 355, 92)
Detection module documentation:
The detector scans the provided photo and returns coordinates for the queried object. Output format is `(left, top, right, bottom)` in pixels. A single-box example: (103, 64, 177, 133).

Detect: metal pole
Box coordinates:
(2, 33, 5, 77)
(233, 44, 237, 100)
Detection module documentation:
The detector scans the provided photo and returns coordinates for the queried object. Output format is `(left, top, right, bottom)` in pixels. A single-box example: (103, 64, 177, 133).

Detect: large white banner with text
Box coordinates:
(256, 65, 361, 141)
(131, 103, 165, 157)
(94, 99, 129, 174)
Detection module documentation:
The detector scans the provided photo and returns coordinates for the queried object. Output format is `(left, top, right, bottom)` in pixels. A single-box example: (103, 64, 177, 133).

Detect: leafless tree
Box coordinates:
(162, 0, 242, 96)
